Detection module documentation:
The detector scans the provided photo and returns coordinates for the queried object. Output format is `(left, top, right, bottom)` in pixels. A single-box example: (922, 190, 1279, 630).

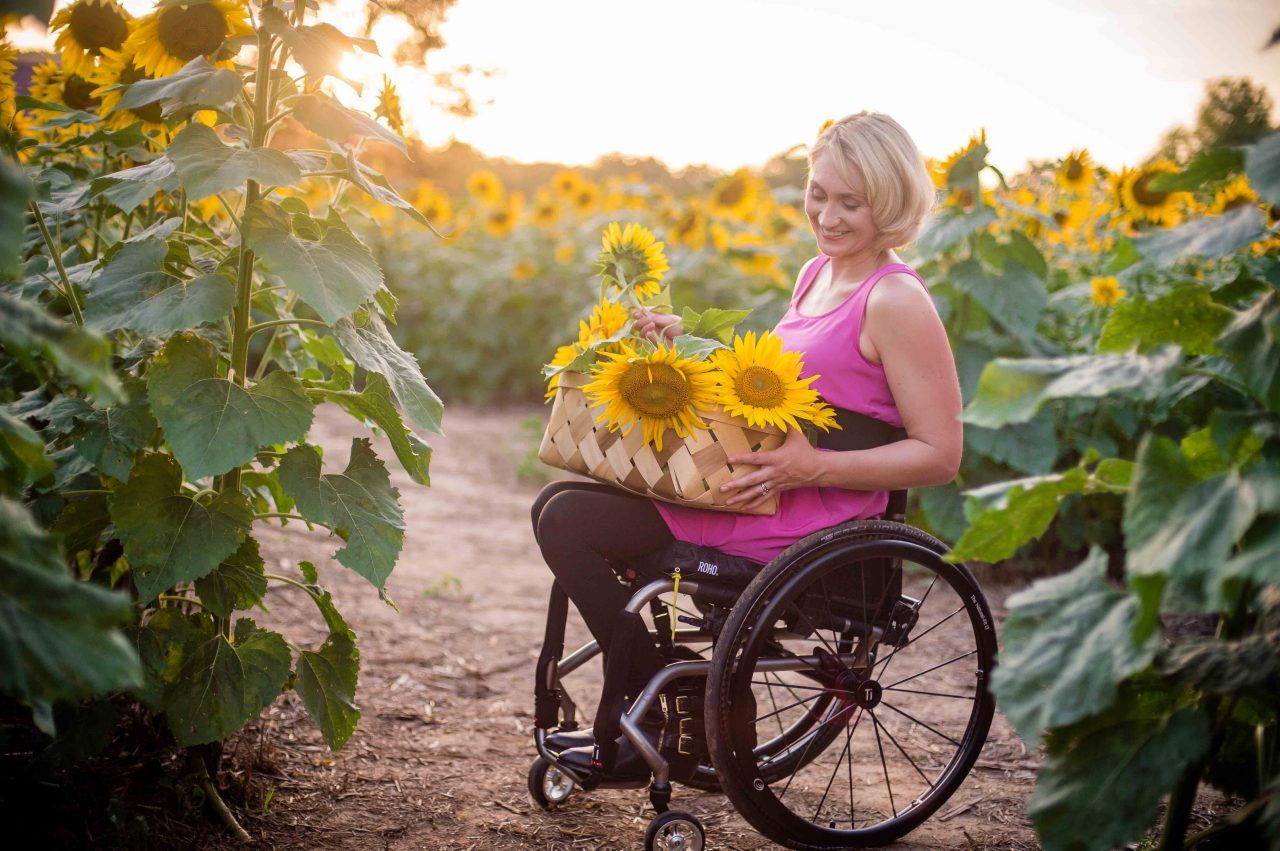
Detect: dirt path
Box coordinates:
(220, 404, 1039, 850)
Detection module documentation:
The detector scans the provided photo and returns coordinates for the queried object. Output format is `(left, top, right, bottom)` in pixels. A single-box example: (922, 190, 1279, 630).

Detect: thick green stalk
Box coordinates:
(29, 201, 85, 327)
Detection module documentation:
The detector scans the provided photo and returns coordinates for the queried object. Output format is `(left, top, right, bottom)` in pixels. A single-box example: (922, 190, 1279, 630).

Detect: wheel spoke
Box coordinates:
(883, 685, 974, 700)
(754, 692, 821, 725)
(762, 673, 787, 737)
(874, 603, 964, 679)
(778, 701, 856, 801)
(811, 706, 861, 823)
(870, 708, 935, 787)
(878, 699, 962, 747)
(883, 649, 977, 690)
(872, 706, 897, 818)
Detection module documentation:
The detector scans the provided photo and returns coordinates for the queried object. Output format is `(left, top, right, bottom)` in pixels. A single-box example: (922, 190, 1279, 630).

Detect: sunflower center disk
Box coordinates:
(1131, 173, 1170, 209)
(158, 4, 229, 62)
(70, 2, 130, 53)
(736, 365, 786, 408)
(62, 75, 101, 110)
(619, 363, 691, 418)
(1065, 159, 1084, 181)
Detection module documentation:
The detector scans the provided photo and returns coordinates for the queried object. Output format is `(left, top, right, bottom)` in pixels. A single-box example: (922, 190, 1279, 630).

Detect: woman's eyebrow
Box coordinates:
(809, 180, 864, 199)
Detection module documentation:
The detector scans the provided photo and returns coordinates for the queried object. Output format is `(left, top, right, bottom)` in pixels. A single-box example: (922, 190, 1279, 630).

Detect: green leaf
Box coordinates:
(288, 93, 407, 156)
(1098, 284, 1235, 356)
(135, 607, 201, 711)
(245, 200, 383, 325)
(0, 292, 123, 405)
(0, 157, 32, 277)
(167, 123, 301, 200)
(1029, 702, 1211, 851)
(1128, 470, 1258, 616)
(278, 439, 404, 590)
(914, 207, 998, 257)
(1157, 628, 1280, 696)
(313, 373, 432, 485)
(341, 157, 428, 226)
(917, 483, 968, 543)
(112, 452, 253, 604)
(1245, 131, 1280, 207)
(148, 332, 314, 480)
(260, 6, 378, 86)
(963, 347, 1181, 428)
(1218, 289, 1280, 413)
(333, 312, 443, 434)
(1004, 230, 1047, 280)
(295, 630, 360, 751)
(948, 468, 1088, 563)
(0, 497, 141, 714)
(195, 537, 268, 618)
(118, 57, 243, 111)
(163, 618, 291, 746)
(1124, 435, 1201, 553)
(0, 408, 54, 490)
(992, 549, 1158, 743)
(69, 381, 157, 481)
(1134, 204, 1267, 268)
(85, 238, 235, 334)
(680, 306, 752, 344)
(950, 259, 1048, 339)
(50, 494, 111, 555)
(964, 411, 1059, 475)
(89, 157, 179, 214)
(1148, 147, 1245, 192)
(1216, 515, 1280, 610)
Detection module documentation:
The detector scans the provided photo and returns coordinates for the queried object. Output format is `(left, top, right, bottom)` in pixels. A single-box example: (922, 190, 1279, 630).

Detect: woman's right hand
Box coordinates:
(632, 308, 684, 344)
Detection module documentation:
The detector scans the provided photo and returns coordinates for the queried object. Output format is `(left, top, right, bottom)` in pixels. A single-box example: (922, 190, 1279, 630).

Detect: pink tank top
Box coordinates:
(653, 255, 930, 563)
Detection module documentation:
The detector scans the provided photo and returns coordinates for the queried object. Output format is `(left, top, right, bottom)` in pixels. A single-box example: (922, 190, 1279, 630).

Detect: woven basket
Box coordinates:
(539, 370, 784, 516)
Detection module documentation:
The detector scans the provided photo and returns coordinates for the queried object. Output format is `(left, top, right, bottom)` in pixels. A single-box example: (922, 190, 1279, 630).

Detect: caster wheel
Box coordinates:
(644, 809, 705, 851)
(527, 757, 575, 810)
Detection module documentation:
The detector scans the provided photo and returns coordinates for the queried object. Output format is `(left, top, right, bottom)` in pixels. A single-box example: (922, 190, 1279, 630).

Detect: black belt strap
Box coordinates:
(812, 405, 909, 522)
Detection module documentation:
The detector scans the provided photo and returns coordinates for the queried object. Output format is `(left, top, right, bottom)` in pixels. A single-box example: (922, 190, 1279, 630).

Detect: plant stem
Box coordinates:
(264, 572, 315, 594)
(247, 317, 328, 337)
(158, 593, 208, 610)
(255, 512, 333, 531)
(1158, 760, 1201, 851)
(193, 754, 250, 843)
(28, 201, 85, 326)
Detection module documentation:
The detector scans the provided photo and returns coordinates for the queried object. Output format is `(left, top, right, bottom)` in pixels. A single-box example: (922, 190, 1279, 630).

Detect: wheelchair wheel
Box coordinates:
(706, 520, 996, 849)
(528, 756, 575, 810)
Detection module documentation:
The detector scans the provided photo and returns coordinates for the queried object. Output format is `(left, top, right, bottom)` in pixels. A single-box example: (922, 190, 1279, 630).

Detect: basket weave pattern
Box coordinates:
(539, 371, 784, 516)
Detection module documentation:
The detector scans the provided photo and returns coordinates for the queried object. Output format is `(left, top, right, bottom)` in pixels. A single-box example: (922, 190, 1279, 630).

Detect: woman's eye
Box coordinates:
(843, 202, 859, 210)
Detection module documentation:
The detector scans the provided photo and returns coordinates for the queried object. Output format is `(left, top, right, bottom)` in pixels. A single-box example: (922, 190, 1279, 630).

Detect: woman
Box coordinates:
(531, 111, 963, 772)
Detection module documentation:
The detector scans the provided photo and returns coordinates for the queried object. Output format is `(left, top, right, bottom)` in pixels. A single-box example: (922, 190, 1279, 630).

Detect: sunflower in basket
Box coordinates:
(582, 341, 719, 452)
(711, 331, 839, 433)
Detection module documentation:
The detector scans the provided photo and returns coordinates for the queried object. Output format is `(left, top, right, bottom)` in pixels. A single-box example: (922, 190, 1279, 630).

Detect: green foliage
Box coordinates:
(84, 238, 235, 334)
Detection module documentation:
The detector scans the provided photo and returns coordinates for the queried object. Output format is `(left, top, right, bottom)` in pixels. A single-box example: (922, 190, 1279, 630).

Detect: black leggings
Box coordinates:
(532, 481, 674, 695)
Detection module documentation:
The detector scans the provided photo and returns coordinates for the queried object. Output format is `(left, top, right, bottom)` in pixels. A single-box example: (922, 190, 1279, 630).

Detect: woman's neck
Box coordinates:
(827, 248, 896, 286)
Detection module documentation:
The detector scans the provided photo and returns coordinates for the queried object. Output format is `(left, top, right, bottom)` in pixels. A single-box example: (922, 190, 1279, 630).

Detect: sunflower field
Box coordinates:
(1, 0, 442, 836)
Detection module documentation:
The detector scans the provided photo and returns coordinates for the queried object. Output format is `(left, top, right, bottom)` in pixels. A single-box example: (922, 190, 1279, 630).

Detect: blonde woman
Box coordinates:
(532, 112, 962, 777)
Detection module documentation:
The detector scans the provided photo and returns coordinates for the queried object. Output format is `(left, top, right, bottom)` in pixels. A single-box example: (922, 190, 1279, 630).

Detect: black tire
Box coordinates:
(527, 757, 575, 811)
(644, 809, 706, 851)
(705, 520, 997, 849)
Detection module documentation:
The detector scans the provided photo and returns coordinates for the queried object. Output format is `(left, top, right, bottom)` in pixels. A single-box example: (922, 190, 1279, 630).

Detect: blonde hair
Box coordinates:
(809, 112, 936, 251)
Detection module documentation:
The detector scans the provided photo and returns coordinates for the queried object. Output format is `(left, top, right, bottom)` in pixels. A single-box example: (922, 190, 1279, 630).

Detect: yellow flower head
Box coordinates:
(728, 232, 780, 277)
(511, 259, 537, 282)
(577, 298, 629, 349)
(711, 330, 834, 433)
(707, 168, 760, 221)
(669, 203, 707, 251)
(1120, 160, 1188, 227)
(1056, 149, 1095, 195)
(1208, 174, 1257, 216)
(467, 169, 504, 206)
(554, 242, 576, 265)
(124, 0, 252, 79)
(550, 168, 583, 198)
(530, 188, 560, 228)
(937, 129, 987, 188)
(29, 60, 102, 134)
(483, 191, 523, 238)
(412, 180, 453, 227)
(1090, 276, 1126, 307)
(582, 341, 718, 452)
(571, 180, 601, 215)
(93, 47, 166, 131)
(375, 74, 404, 137)
(597, 221, 669, 302)
(1, 39, 17, 123)
(545, 344, 580, 400)
(52, 0, 132, 77)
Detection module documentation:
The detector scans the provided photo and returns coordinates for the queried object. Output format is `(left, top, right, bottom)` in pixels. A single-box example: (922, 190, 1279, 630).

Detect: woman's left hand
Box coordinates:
(721, 427, 824, 510)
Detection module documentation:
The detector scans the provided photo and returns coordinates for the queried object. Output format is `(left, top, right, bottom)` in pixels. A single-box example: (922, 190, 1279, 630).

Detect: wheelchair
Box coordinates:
(529, 413, 997, 850)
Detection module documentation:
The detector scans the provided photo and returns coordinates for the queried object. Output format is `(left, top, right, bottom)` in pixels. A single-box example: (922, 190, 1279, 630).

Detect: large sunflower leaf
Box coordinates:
(118, 57, 242, 111)
(89, 157, 179, 214)
(947, 468, 1088, 563)
(1245, 131, 1280, 207)
(288, 93, 407, 155)
(312, 372, 432, 485)
(68, 379, 157, 481)
(245, 200, 383, 325)
(964, 410, 1059, 475)
(962, 347, 1182, 428)
(1217, 515, 1280, 610)
(914, 207, 998, 257)
(949, 259, 1048, 339)
(0, 291, 122, 404)
(0, 498, 141, 718)
(1029, 699, 1211, 851)
(84, 238, 235, 334)
(295, 630, 360, 751)
(1133, 204, 1266, 268)
(1218, 289, 1280, 414)
(1148, 147, 1245, 193)
(991, 549, 1158, 743)
(260, 6, 378, 86)
(1098, 283, 1235, 356)
(167, 123, 301, 200)
(148, 332, 314, 481)
(194, 537, 268, 619)
(111, 452, 253, 604)
(1123, 435, 1201, 552)
(0, 408, 53, 491)
(1, 157, 31, 277)
(162, 618, 291, 746)
(333, 312, 443, 434)
(278, 439, 404, 590)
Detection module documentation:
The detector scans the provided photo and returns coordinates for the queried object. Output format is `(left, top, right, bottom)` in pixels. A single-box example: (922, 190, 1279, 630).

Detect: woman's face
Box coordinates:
(805, 150, 880, 258)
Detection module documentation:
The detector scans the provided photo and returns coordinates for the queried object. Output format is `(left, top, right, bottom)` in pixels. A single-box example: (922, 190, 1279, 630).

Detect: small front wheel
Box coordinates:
(644, 810, 706, 851)
(527, 757, 575, 810)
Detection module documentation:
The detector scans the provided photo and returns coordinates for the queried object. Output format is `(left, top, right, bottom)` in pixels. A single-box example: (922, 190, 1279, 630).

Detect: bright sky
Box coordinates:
(15, 0, 1280, 174)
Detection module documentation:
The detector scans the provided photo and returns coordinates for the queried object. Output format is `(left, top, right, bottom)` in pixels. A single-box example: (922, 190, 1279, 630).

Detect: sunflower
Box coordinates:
(711, 331, 834, 433)
(544, 344, 580, 400)
(52, 0, 132, 77)
(412, 179, 453, 227)
(707, 168, 759, 220)
(550, 168, 583, 198)
(29, 60, 102, 134)
(1090, 276, 1126, 307)
(570, 180, 600, 216)
(554, 242, 575, 265)
(1208, 175, 1258, 216)
(1, 39, 16, 122)
(937, 129, 987, 187)
(93, 47, 166, 131)
(597, 221, 668, 301)
(1120, 160, 1188, 227)
(466, 169, 503, 205)
(668, 204, 707, 251)
(577, 298, 629, 349)
(530, 188, 560, 228)
(582, 341, 719, 452)
(1056, 149, 1095, 195)
(124, 0, 252, 78)
(482, 191, 523, 238)
(709, 222, 730, 253)
(511, 259, 537, 282)
(728, 232, 780, 277)
(374, 74, 404, 136)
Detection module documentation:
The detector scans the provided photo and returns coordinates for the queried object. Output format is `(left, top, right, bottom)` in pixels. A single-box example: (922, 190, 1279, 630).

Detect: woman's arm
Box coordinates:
(722, 274, 963, 508)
